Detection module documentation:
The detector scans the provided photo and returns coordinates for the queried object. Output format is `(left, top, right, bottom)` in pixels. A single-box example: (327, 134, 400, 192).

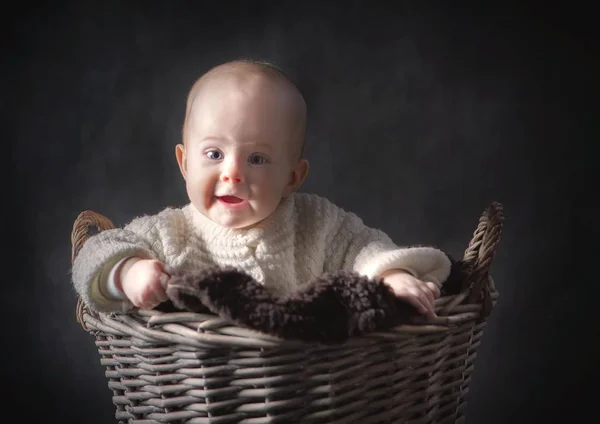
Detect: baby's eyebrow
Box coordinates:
(247, 142, 274, 153)
(199, 136, 226, 144)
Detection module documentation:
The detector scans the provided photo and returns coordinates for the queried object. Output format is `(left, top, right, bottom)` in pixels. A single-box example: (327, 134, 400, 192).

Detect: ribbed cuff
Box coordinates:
(105, 256, 133, 300)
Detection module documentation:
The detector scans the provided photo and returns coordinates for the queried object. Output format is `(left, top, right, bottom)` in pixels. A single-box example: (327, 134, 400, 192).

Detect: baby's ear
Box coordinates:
(175, 143, 187, 180)
(284, 159, 309, 197)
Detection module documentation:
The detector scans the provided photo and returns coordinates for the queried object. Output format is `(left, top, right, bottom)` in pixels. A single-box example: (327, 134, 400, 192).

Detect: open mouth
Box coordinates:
(218, 195, 244, 204)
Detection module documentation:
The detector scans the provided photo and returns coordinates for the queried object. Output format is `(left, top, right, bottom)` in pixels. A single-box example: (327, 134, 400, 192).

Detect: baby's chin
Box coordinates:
(216, 217, 263, 230)
(206, 208, 264, 230)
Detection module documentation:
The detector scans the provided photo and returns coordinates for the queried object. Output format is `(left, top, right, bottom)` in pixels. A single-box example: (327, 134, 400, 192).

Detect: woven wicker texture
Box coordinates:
(71, 203, 503, 423)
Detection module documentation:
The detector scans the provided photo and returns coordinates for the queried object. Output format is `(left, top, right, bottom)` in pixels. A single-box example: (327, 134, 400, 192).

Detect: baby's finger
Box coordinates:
(155, 280, 169, 303)
(420, 285, 436, 307)
(159, 272, 170, 289)
(142, 277, 166, 303)
(155, 291, 168, 303)
(135, 299, 152, 309)
(398, 289, 430, 316)
(426, 282, 441, 299)
(415, 287, 436, 319)
(138, 292, 157, 309)
(141, 297, 163, 310)
(162, 264, 176, 276)
(138, 286, 161, 309)
(411, 284, 435, 310)
(407, 297, 429, 316)
(130, 297, 144, 308)
(424, 300, 437, 319)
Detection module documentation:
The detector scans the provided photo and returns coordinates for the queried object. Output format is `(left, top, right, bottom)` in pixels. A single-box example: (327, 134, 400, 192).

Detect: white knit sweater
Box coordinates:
(71, 192, 452, 312)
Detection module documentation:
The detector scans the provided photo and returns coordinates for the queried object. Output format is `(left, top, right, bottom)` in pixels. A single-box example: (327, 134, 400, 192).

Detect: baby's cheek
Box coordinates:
(192, 173, 214, 194)
(264, 179, 283, 200)
(248, 172, 269, 191)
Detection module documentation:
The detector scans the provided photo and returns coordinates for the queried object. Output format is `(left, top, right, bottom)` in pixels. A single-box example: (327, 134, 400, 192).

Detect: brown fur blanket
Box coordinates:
(157, 258, 466, 344)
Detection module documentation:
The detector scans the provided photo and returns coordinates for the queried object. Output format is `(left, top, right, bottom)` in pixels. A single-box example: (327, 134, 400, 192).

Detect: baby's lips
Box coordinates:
(219, 195, 244, 203)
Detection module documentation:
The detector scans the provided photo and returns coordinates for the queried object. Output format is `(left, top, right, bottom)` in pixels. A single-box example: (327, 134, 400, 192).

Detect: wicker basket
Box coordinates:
(71, 202, 503, 424)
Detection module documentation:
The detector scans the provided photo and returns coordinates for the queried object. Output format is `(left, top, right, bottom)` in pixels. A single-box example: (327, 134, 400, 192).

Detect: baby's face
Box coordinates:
(177, 72, 306, 229)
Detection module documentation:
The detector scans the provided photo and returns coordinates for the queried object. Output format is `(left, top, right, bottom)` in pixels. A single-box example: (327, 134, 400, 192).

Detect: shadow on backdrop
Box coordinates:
(7, 1, 595, 423)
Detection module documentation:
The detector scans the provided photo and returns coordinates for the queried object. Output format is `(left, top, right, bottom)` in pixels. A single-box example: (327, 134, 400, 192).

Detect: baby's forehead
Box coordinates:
(186, 62, 306, 158)
(193, 65, 299, 106)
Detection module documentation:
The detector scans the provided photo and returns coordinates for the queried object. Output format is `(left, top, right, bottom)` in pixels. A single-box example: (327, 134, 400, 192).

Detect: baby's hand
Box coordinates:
(380, 269, 440, 319)
(119, 258, 169, 309)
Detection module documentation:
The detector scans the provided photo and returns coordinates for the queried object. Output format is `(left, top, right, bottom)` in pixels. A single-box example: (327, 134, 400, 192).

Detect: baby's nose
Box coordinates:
(220, 162, 243, 184)
(221, 174, 242, 184)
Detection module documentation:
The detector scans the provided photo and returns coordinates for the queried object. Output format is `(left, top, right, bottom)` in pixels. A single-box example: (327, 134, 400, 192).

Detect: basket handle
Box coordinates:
(71, 210, 115, 329)
(460, 202, 504, 308)
(71, 210, 115, 264)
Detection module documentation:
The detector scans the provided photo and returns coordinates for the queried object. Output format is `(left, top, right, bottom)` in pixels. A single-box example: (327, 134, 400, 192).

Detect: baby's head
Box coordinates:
(176, 60, 309, 229)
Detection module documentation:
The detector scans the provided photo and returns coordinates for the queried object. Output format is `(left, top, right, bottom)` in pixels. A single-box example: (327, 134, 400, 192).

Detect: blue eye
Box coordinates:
(248, 154, 267, 165)
(206, 150, 223, 160)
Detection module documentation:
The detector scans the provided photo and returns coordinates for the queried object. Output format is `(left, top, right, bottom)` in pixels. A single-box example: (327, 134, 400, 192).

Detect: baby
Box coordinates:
(71, 59, 452, 320)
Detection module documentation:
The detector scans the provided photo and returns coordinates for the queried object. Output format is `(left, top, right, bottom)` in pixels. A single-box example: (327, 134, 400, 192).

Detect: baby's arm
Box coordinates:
(322, 209, 451, 286)
(316, 197, 451, 316)
(352, 234, 451, 288)
(71, 210, 177, 312)
(103, 256, 170, 310)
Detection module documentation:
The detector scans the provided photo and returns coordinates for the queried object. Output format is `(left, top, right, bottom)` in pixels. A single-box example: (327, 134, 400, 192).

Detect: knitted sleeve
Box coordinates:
(320, 199, 451, 287)
(71, 208, 183, 312)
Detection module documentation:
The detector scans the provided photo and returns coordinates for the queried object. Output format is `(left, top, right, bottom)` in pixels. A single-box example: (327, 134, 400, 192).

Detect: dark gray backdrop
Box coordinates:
(7, 2, 595, 423)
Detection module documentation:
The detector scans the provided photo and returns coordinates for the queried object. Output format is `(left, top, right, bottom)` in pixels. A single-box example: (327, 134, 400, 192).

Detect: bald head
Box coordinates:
(182, 60, 307, 162)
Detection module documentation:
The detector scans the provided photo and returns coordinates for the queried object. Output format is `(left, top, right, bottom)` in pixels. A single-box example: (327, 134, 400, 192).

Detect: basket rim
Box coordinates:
(81, 289, 498, 349)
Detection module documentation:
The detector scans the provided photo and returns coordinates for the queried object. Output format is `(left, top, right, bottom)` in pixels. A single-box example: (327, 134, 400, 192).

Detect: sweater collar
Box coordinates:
(185, 195, 295, 248)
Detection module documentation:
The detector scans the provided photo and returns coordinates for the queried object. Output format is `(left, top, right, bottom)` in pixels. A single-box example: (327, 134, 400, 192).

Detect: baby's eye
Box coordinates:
(248, 154, 268, 165)
(206, 150, 223, 160)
